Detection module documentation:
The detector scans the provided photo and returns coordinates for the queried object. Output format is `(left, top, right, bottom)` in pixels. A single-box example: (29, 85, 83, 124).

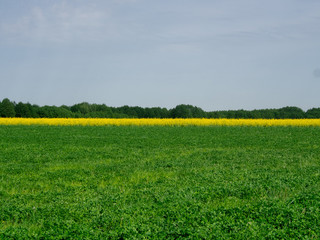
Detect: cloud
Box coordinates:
(153, 0, 320, 45)
(2, 0, 319, 48)
(0, 2, 113, 44)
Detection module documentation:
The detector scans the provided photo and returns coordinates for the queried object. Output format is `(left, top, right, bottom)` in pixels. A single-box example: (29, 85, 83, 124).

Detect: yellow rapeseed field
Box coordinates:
(0, 118, 320, 126)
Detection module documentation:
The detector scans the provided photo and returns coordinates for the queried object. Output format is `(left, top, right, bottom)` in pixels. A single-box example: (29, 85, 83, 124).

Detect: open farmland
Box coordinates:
(0, 125, 320, 239)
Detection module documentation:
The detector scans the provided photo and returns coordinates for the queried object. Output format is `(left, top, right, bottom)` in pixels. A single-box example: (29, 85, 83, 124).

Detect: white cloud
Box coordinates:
(0, 2, 114, 44)
(2, 0, 319, 48)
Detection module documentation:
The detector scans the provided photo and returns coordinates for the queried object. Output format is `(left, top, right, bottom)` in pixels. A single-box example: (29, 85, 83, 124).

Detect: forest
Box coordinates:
(0, 98, 320, 119)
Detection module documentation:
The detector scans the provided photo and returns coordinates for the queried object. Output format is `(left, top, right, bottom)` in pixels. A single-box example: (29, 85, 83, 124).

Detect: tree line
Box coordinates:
(0, 98, 320, 119)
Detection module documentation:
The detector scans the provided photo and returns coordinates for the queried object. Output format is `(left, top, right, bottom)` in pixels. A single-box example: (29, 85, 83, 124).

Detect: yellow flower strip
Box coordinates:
(0, 118, 320, 126)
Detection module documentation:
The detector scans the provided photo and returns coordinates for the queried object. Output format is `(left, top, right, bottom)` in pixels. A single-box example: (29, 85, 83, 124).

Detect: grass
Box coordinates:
(0, 125, 320, 239)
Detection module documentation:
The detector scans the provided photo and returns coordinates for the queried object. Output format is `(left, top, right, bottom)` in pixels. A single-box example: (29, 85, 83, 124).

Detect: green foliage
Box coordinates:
(277, 106, 305, 119)
(0, 98, 15, 117)
(306, 108, 320, 118)
(0, 125, 320, 239)
(36, 105, 75, 118)
(170, 104, 206, 118)
(1, 98, 320, 119)
(70, 102, 91, 115)
(14, 102, 37, 117)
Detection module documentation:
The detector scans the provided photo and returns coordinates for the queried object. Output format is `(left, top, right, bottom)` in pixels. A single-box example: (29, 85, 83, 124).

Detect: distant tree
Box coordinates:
(90, 104, 113, 118)
(206, 111, 219, 118)
(132, 106, 145, 118)
(170, 105, 192, 118)
(35, 106, 74, 118)
(225, 111, 235, 118)
(61, 105, 71, 111)
(31, 105, 40, 117)
(2, 98, 317, 119)
(15, 102, 33, 117)
(234, 110, 246, 119)
(277, 106, 305, 119)
(306, 108, 320, 118)
(26, 103, 38, 117)
(261, 109, 276, 119)
(70, 102, 91, 115)
(0, 98, 16, 117)
(144, 108, 155, 118)
(191, 106, 206, 118)
(112, 112, 133, 118)
(170, 104, 205, 118)
(250, 109, 276, 119)
(151, 107, 169, 118)
(95, 104, 113, 114)
(117, 105, 138, 118)
(85, 109, 113, 118)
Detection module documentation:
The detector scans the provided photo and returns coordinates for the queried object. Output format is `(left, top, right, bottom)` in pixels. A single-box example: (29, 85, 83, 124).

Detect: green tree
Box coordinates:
(277, 106, 305, 119)
(170, 104, 205, 118)
(118, 105, 138, 118)
(15, 102, 33, 117)
(150, 107, 169, 118)
(306, 108, 320, 118)
(70, 102, 91, 115)
(35, 106, 74, 118)
(0, 98, 16, 117)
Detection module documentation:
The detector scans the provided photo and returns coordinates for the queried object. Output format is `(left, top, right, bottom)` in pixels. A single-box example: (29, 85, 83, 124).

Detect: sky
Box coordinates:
(0, 0, 320, 111)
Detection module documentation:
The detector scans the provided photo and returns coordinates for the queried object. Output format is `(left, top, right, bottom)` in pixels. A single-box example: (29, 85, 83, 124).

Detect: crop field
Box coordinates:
(0, 124, 320, 239)
(1, 117, 320, 126)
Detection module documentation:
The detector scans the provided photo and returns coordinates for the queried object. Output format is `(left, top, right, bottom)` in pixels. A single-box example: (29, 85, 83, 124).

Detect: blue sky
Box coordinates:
(0, 0, 320, 110)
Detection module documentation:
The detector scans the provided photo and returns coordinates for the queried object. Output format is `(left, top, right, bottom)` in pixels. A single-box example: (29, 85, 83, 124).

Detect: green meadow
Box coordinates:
(0, 125, 319, 239)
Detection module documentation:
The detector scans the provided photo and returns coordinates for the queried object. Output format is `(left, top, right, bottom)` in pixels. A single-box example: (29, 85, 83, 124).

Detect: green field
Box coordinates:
(0, 125, 320, 239)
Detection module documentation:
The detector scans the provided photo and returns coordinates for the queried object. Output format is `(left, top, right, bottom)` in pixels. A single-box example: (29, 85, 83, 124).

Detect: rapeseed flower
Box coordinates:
(0, 118, 320, 126)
